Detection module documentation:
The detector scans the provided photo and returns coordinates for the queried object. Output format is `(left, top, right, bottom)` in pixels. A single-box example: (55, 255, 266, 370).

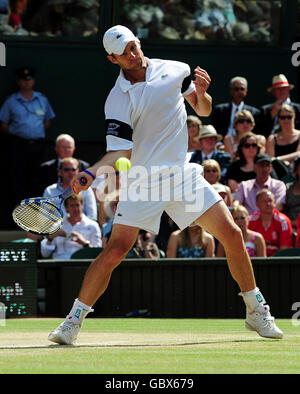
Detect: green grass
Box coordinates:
(0, 318, 299, 374)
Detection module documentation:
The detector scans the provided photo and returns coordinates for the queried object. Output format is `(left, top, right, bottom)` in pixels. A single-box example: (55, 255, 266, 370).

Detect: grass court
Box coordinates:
(0, 318, 299, 374)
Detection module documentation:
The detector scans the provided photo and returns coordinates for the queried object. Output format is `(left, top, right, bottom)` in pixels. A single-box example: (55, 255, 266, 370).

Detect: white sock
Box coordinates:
(239, 287, 266, 312)
(65, 298, 94, 325)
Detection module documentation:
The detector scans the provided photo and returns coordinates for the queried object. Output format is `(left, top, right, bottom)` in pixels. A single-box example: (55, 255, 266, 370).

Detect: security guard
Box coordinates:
(0, 67, 55, 210)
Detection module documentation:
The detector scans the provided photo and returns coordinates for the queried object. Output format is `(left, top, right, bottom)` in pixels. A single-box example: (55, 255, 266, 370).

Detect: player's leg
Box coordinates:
(195, 200, 255, 292)
(78, 224, 139, 306)
(194, 200, 283, 339)
(48, 224, 139, 345)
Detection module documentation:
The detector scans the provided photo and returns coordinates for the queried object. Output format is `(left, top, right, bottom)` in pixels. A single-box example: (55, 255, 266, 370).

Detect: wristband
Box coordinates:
(83, 169, 95, 180)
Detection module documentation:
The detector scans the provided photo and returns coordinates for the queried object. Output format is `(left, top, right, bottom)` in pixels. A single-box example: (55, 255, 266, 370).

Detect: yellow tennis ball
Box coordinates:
(115, 157, 131, 172)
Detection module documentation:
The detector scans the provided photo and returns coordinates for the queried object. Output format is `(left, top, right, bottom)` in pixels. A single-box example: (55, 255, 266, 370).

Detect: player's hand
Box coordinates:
(194, 67, 211, 96)
(71, 171, 94, 194)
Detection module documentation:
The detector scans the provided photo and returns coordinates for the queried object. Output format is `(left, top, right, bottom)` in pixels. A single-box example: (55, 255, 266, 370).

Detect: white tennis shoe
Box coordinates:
(48, 321, 81, 345)
(245, 304, 283, 339)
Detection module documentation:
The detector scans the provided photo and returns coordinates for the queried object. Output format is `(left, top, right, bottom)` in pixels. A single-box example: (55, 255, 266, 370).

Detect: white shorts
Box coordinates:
(113, 163, 222, 234)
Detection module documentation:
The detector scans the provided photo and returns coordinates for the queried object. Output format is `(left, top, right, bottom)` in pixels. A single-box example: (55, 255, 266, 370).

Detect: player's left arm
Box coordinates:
(185, 67, 212, 117)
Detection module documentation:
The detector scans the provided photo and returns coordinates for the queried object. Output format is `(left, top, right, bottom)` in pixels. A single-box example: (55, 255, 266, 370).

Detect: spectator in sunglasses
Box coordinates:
(266, 104, 300, 165)
(211, 76, 260, 137)
(224, 110, 266, 159)
(43, 157, 97, 221)
(226, 133, 261, 193)
(258, 74, 300, 137)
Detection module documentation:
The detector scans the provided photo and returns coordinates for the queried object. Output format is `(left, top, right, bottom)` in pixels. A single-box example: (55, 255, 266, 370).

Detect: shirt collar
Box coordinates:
(16, 91, 38, 102)
(254, 176, 271, 188)
(202, 152, 213, 160)
(66, 213, 87, 226)
(232, 101, 244, 111)
(118, 57, 151, 92)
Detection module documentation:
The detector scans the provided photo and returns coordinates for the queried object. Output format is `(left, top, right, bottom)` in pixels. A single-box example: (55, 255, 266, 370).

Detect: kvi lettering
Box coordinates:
(0, 42, 6, 67)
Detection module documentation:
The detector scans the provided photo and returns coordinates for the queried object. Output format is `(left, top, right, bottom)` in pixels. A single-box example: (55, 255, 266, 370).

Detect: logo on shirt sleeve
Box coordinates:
(107, 122, 120, 136)
(105, 119, 133, 141)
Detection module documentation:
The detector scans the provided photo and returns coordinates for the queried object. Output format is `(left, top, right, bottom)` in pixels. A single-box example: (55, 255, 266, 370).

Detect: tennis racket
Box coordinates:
(12, 187, 73, 235)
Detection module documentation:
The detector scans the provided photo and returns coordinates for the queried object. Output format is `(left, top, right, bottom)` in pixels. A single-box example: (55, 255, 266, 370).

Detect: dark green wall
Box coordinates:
(0, 0, 299, 148)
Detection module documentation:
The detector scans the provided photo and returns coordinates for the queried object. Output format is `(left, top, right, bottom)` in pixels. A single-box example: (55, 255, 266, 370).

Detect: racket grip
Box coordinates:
(79, 176, 88, 186)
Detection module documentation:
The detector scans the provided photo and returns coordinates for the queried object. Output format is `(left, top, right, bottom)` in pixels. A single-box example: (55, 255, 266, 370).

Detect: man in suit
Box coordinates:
(39, 133, 90, 193)
(258, 74, 300, 138)
(211, 76, 260, 137)
(190, 125, 232, 183)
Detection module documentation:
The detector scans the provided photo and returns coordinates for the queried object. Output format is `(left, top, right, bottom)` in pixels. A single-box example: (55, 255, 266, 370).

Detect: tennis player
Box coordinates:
(48, 25, 283, 344)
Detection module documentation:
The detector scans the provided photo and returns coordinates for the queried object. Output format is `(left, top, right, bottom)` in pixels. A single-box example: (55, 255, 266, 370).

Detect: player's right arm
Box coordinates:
(72, 86, 134, 194)
(71, 149, 131, 194)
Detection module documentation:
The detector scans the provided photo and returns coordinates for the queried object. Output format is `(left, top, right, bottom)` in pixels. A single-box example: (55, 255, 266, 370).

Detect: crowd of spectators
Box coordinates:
(1, 68, 300, 260)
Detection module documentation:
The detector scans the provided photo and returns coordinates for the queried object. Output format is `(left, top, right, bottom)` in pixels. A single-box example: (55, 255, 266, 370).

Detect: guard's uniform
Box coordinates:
(104, 58, 221, 233)
(0, 89, 56, 206)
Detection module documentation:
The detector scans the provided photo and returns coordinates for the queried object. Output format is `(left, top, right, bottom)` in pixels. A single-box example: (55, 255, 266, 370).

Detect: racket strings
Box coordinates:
(13, 201, 62, 234)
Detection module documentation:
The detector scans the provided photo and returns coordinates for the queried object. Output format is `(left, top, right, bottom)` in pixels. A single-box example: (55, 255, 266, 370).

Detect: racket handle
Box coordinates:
(79, 176, 88, 186)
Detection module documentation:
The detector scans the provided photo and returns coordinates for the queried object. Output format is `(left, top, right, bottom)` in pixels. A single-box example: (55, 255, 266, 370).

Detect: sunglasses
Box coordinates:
(232, 87, 245, 91)
(204, 168, 218, 173)
(243, 143, 258, 148)
(237, 119, 252, 124)
(62, 167, 77, 172)
(278, 115, 293, 120)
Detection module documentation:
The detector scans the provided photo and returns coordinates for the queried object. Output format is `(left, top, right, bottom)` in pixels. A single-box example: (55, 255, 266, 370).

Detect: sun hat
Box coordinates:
(196, 125, 223, 142)
(267, 74, 294, 92)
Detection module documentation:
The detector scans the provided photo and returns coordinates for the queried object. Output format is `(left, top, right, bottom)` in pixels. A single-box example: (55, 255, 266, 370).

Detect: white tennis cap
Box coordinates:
(103, 25, 140, 55)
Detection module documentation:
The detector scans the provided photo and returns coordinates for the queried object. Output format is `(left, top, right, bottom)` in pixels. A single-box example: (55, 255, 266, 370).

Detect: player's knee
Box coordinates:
(223, 223, 243, 248)
(105, 236, 134, 261)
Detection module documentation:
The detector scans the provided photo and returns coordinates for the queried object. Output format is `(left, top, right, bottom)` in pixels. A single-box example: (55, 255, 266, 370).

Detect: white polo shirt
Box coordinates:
(104, 58, 195, 174)
(40, 214, 102, 260)
(103, 58, 221, 233)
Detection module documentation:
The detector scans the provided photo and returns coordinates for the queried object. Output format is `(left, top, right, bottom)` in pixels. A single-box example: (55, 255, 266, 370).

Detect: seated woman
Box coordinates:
(202, 159, 232, 206)
(226, 132, 261, 193)
(267, 104, 300, 164)
(224, 110, 266, 159)
(217, 204, 267, 257)
(40, 193, 102, 260)
(187, 115, 202, 153)
(166, 224, 215, 258)
(283, 155, 300, 231)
